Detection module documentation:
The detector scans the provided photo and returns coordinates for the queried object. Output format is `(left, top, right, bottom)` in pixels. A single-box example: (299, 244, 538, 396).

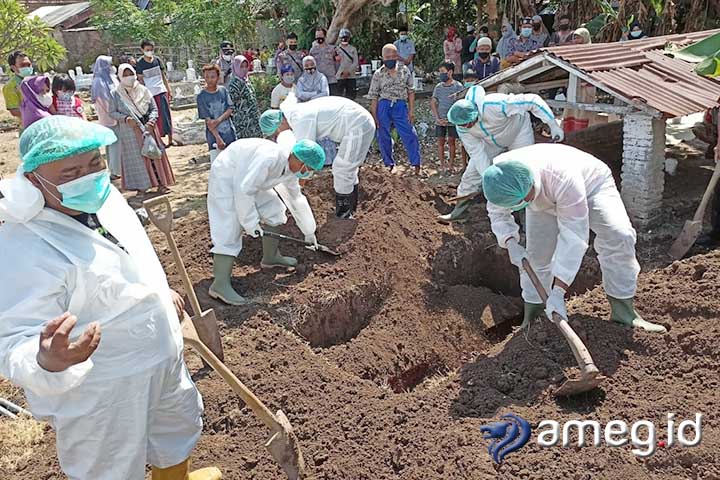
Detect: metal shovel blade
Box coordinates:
(265, 409, 307, 480)
(669, 219, 703, 260)
(554, 371, 607, 397)
(192, 309, 225, 362)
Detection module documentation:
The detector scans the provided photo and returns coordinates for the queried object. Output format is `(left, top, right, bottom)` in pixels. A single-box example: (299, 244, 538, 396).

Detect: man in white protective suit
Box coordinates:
(0, 116, 222, 480)
(481, 143, 667, 333)
(441, 85, 564, 222)
(207, 133, 325, 305)
(259, 93, 376, 219)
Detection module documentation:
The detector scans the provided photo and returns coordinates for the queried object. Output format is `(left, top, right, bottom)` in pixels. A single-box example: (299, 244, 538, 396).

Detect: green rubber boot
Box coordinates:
(521, 302, 545, 329)
(438, 198, 472, 223)
(608, 296, 667, 333)
(261, 227, 298, 269)
(208, 254, 249, 305)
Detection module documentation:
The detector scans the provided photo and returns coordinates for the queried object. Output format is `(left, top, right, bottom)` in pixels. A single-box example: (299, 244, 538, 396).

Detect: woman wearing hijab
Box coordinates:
(626, 20, 647, 41)
(497, 19, 518, 61)
(19, 75, 52, 129)
(91, 55, 121, 177)
(296, 56, 329, 102)
(443, 26, 462, 79)
(563, 28, 596, 132)
(227, 55, 262, 139)
(109, 63, 175, 194)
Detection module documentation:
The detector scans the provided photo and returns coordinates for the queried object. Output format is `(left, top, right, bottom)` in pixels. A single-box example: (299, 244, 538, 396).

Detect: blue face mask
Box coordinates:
(521, 27, 532, 37)
(37, 170, 112, 213)
(384, 59, 397, 69)
(439, 73, 449, 82)
(630, 30, 642, 38)
(295, 169, 314, 180)
(18, 66, 33, 77)
(399, 34, 408, 41)
(464, 81, 476, 88)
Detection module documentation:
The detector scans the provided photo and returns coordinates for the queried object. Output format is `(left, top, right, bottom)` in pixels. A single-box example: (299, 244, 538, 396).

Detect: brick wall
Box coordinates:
(620, 113, 666, 226)
(565, 121, 624, 168)
(21, 0, 78, 8)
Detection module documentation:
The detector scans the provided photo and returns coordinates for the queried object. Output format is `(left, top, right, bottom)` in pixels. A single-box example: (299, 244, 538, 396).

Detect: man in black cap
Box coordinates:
(461, 24, 476, 66)
(216, 40, 235, 85)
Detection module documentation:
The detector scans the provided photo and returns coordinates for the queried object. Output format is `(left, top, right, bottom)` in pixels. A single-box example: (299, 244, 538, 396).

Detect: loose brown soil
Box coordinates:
(2, 96, 720, 478)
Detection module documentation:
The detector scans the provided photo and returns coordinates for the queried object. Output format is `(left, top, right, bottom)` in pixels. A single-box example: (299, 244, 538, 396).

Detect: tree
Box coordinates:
(90, 0, 257, 47)
(0, 0, 66, 70)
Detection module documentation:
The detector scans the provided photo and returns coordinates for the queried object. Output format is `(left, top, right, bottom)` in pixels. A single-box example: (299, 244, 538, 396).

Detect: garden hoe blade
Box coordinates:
(180, 313, 307, 479)
(521, 259, 605, 397)
(265, 409, 307, 480)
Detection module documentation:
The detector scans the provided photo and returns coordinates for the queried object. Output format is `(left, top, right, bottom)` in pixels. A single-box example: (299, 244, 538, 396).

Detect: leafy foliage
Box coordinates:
(90, 0, 257, 47)
(0, 0, 66, 70)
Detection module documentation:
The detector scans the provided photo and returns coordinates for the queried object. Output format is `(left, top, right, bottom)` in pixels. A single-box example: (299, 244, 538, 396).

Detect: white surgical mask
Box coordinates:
(222, 54, 233, 61)
(38, 92, 53, 108)
(121, 75, 136, 87)
(143, 50, 154, 59)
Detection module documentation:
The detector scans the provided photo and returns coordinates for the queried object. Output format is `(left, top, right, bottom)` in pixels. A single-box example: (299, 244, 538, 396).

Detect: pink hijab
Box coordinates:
(231, 55, 249, 80)
(20, 75, 52, 129)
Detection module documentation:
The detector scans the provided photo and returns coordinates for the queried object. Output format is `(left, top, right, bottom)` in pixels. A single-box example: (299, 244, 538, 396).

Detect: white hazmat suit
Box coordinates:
(487, 144, 640, 304)
(207, 137, 317, 256)
(456, 86, 561, 196)
(280, 95, 376, 195)
(0, 171, 202, 480)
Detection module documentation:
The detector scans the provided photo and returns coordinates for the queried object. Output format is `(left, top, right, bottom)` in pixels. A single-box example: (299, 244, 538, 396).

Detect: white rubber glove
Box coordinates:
(248, 224, 264, 238)
(545, 285, 568, 321)
(305, 233, 319, 250)
(549, 123, 565, 143)
(506, 238, 528, 269)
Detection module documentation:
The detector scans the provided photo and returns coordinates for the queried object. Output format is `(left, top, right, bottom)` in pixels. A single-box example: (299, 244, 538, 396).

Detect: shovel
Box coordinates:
(143, 195, 225, 361)
(522, 258, 605, 397)
(264, 230, 341, 256)
(181, 311, 307, 480)
(669, 160, 720, 259)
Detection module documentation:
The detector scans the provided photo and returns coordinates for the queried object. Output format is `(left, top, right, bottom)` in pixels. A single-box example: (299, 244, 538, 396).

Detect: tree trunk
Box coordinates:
(328, 0, 386, 44)
(518, 0, 535, 16)
(487, 0, 498, 21)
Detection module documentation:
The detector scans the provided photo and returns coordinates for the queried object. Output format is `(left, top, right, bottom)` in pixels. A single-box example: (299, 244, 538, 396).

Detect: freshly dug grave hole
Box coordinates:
(291, 279, 391, 348)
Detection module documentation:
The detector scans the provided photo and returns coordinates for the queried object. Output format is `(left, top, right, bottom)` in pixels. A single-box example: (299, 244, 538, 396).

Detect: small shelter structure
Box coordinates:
(479, 30, 720, 226)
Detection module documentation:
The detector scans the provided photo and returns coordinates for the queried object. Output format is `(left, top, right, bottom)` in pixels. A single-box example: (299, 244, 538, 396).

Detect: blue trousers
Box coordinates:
(377, 99, 421, 167)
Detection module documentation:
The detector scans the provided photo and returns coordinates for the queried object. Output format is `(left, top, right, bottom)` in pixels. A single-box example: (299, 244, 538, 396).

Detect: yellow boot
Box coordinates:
(151, 458, 222, 480)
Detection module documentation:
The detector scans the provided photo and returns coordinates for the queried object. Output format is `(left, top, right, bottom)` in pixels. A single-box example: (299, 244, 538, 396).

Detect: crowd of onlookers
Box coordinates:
(2, 17, 655, 182)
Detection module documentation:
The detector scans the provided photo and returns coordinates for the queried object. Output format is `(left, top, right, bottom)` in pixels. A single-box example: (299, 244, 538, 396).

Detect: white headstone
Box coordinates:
(75, 66, 83, 75)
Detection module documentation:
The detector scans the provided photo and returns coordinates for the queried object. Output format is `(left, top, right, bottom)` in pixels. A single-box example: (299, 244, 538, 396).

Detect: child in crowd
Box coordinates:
(430, 62, 464, 174)
(197, 63, 237, 152)
(270, 64, 296, 108)
(51, 74, 85, 119)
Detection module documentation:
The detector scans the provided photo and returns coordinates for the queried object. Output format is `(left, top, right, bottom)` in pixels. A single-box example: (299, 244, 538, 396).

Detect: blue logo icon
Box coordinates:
(480, 413, 532, 464)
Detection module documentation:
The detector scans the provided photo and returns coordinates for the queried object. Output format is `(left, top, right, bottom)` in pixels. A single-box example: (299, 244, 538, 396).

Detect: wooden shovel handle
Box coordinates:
(183, 314, 279, 429)
(143, 196, 203, 317)
(692, 160, 720, 223)
(521, 258, 599, 375)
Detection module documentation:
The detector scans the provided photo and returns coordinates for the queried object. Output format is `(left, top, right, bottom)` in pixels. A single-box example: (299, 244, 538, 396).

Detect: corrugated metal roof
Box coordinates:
(546, 29, 720, 72)
(540, 29, 720, 117)
(29, 2, 90, 28)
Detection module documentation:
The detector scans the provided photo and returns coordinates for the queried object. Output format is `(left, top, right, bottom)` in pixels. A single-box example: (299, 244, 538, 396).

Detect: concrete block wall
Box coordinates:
(620, 113, 666, 226)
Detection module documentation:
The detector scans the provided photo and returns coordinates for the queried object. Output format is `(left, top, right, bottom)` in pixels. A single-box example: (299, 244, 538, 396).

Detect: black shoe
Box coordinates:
(335, 193, 354, 219)
(350, 184, 359, 212)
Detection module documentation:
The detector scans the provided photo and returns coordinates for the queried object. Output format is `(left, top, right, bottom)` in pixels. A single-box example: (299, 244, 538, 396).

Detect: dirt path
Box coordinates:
(2, 102, 720, 479)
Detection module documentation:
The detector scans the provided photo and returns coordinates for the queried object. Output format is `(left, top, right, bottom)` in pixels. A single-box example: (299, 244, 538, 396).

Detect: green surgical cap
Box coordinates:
(292, 139, 325, 170)
(20, 116, 117, 172)
(260, 109, 283, 136)
(447, 99, 479, 125)
(482, 160, 534, 208)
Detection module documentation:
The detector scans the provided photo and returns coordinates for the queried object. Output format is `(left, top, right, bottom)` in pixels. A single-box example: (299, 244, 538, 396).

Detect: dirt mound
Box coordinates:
(6, 167, 720, 479)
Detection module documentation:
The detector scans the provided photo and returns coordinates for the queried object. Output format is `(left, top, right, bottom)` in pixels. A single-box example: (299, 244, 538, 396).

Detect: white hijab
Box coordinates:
(116, 63, 153, 119)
